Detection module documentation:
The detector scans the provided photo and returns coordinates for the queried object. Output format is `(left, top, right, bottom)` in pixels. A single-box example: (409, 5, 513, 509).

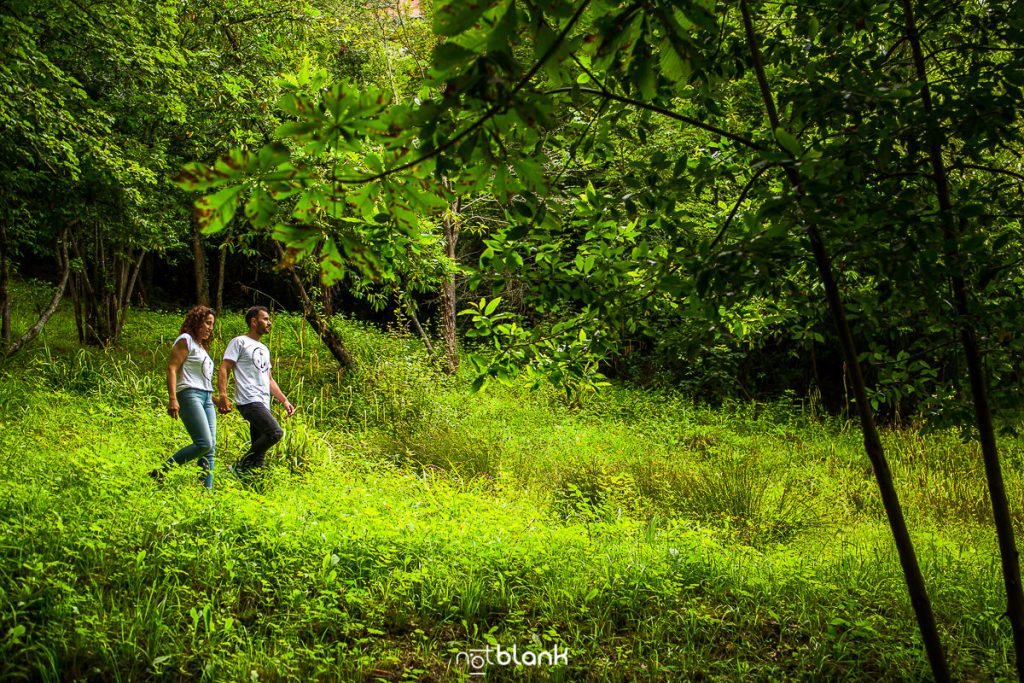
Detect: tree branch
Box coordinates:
(709, 162, 775, 251)
(544, 87, 763, 151)
(950, 163, 1024, 184)
(6, 237, 70, 359)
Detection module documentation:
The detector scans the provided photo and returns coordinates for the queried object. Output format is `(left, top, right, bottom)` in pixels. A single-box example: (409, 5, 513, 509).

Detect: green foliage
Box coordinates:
(553, 459, 643, 523)
(680, 456, 819, 546)
(174, 61, 454, 301)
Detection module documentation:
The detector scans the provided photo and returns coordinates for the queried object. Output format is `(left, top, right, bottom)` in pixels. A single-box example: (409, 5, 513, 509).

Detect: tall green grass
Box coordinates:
(0, 287, 1019, 680)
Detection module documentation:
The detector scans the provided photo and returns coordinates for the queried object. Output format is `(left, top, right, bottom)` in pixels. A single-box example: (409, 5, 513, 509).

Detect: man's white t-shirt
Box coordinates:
(223, 335, 272, 406)
(174, 333, 214, 392)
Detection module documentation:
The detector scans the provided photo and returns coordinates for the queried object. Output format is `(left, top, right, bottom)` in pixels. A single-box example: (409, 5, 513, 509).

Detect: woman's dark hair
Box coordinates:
(180, 305, 216, 351)
(245, 305, 269, 327)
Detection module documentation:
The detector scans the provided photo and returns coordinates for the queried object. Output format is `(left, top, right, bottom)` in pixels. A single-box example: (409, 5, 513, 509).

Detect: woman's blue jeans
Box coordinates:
(166, 388, 216, 489)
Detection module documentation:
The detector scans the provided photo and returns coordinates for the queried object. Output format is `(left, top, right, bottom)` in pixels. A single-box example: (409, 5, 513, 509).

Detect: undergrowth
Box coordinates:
(0, 288, 1018, 681)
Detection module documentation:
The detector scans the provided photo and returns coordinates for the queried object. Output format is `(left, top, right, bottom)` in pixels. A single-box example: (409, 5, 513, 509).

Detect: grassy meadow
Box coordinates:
(0, 283, 1021, 681)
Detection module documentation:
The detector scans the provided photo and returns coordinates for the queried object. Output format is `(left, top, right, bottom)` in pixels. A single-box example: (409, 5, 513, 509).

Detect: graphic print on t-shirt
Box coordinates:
(202, 354, 213, 379)
(251, 345, 270, 374)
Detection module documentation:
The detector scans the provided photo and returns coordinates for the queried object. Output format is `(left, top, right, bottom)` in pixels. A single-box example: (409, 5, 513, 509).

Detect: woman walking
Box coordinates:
(150, 305, 218, 489)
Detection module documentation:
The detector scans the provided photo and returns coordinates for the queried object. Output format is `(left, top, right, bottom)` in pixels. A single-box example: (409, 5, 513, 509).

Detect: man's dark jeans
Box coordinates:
(236, 401, 283, 471)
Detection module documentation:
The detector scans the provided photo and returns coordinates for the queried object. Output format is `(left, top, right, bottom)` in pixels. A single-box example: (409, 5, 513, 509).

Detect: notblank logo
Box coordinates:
(455, 644, 569, 676)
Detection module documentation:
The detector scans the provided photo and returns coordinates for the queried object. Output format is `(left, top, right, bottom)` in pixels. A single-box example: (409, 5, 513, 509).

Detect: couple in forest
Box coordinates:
(149, 305, 296, 489)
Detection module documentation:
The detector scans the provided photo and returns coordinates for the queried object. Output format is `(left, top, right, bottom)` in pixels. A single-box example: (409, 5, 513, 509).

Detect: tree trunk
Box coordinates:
(70, 225, 97, 344)
(274, 241, 355, 369)
(69, 271, 84, 343)
(192, 219, 211, 306)
(115, 249, 145, 338)
(6, 235, 70, 358)
(70, 221, 143, 347)
(216, 243, 227, 314)
(0, 218, 11, 344)
(322, 283, 334, 317)
(135, 255, 148, 307)
(409, 306, 435, 357)
(900, 1, 1024, 678)
(440, 197, 461, 374)
(739, 3, 950, 680)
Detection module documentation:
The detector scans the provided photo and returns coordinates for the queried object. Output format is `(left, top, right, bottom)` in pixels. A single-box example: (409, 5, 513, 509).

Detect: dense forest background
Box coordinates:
(3, 0, 1024, 680)
(9, 0, 1023, 416)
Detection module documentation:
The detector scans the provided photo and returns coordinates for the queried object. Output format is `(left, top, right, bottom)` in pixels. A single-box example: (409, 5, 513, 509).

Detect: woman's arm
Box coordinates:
(166, 339, 188, 419)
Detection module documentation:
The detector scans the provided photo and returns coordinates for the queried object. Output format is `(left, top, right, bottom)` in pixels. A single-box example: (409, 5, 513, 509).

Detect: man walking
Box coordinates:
(218, 305, 295, 480)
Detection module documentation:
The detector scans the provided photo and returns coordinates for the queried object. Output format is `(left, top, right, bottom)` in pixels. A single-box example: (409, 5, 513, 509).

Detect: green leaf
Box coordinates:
(195, 185, 244, 234)
(488, 3, 518, 54)
(433, 0, 497, 37)
(773, 127, 803, 157)
(658, 39, 691, 84)
(173, 162, 227, 192)
(279, 92, 315, 117)
(257, 142, 290, 170)
(511, 157, 547, 194)
(274, 121, 319, 140)
(213, 148, 253, 177)
(484, 297, 502, 316)
(433, 43, 477, 70)
(506, 223, 531, 241)
(319, 238, 346, 286)
(244, 187, 276, 227)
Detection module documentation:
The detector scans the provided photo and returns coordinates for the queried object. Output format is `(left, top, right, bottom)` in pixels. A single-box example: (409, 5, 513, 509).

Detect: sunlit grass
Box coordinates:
(0, 290, 1018, 680)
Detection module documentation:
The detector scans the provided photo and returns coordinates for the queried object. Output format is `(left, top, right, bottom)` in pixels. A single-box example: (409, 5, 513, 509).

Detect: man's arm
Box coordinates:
(218, 358, 235, 413)
(268, 372, 295, 417)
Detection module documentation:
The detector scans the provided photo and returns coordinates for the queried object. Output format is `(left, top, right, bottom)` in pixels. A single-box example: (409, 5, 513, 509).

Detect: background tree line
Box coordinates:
(12, 0, 1024, 418)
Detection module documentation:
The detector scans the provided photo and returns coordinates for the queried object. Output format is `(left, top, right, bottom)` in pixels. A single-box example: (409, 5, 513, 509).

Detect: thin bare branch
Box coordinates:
(544, 87, 763, 151)
(709, 163, 775, 251)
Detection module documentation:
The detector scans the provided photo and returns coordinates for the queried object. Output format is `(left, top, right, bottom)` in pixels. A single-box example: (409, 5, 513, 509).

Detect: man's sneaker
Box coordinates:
(227, 463, 245, 483)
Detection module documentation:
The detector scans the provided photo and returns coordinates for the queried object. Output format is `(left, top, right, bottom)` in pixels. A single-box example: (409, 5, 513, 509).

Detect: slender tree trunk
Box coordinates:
(98, 237, 116, 346)
(70, 225, 96, 344)
(409, 306, 435, 357)
(0, 218, 11, 344)
(192, 219, 211, 306)
(135, 254, 148, 307)
(739, 3, 949, 680)
(114, 249, 145, 338)
(6, 235, 70, 358)
(900, 1, 1024, 677)
(69, 273, 84, 343)
(322, 283, 334, 317)
(440, 197, 461, 374)
(274, 242, 355, 369)
(216, 244, 227, 314)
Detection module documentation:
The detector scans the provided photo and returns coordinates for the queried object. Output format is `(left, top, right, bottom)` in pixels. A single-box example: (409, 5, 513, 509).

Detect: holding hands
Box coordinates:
(211, 393, 290, 416)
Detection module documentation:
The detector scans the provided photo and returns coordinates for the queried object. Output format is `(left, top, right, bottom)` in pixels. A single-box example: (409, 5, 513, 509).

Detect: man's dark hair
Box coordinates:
(245, 305, 269, 327)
